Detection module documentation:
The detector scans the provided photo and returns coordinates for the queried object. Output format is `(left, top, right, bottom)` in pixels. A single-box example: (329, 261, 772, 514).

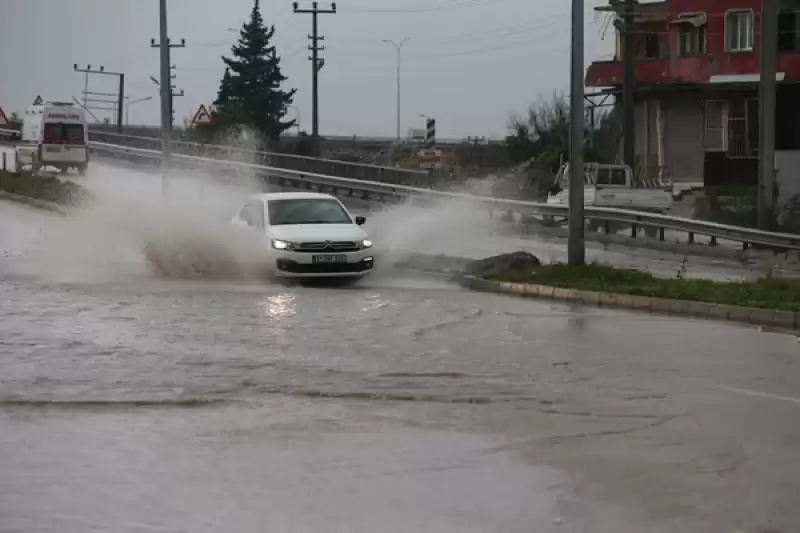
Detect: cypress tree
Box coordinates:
(213, 0, 296, 141)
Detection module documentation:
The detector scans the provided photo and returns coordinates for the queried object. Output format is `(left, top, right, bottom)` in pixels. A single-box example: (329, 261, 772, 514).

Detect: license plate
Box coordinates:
(45, 146, 61, 152)
(312, 254, 346, 264)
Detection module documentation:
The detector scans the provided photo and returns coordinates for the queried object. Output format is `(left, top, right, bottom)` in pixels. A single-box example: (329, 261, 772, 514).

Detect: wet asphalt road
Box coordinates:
(1, 162, 800, 532)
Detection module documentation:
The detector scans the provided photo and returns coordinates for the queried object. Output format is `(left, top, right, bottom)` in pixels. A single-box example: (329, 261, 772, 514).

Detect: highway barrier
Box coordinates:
(88, 130, 432, 187)
(0, 128, 20, 142)
(88, 141, 800, 253)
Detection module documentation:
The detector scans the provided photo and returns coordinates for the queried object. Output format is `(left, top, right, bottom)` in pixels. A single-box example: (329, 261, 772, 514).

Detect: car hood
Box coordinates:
(268, 224, 369, 243)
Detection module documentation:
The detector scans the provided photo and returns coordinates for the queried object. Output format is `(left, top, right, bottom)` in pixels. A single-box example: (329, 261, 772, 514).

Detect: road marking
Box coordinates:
(718, 385, 800, 405)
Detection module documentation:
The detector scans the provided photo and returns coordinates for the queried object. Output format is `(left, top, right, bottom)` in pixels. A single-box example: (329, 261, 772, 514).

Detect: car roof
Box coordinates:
(250, 192, 338, 202)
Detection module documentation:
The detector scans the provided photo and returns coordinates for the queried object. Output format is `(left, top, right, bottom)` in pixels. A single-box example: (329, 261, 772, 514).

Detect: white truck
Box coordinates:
(15, 101, 89, 175)
(546, 163, 673, 213)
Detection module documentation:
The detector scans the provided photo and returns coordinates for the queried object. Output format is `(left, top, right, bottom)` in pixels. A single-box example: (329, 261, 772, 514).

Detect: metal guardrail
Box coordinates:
(88, 131, 432, 187)
(0, 128, 20, 141)
(88, 125, 502, 147)
(89, 141, 800, 252)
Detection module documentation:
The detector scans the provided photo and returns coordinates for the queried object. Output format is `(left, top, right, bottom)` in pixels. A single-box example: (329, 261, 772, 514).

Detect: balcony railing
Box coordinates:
(586, 51, 800, 86)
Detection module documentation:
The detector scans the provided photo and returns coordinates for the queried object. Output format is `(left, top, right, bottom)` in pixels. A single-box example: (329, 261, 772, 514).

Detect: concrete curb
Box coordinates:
(0, 190, 70, 216)
(456, 274, 799, 330)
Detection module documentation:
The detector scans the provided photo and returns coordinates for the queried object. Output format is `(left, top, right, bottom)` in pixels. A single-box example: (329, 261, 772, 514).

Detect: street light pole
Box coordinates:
(382, 37, 410, 141)
(125, 96, 154, 127)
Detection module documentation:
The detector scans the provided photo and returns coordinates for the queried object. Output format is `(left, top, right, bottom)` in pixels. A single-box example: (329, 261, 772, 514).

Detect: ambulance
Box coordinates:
(15, 101, 89, 175)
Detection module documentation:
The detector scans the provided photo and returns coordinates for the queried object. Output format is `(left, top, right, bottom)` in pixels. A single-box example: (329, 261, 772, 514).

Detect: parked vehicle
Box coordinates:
(546, 163, 673, 213)
(15, 101, 89, 175)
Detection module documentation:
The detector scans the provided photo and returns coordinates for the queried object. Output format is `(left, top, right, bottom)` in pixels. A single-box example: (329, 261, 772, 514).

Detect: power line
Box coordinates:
(430, 12, 567, 44)
(351, 22, 572, 59)
(329, 7, 596, 59)
(345, 0, 508, 13)
(334, 11, 570, 47)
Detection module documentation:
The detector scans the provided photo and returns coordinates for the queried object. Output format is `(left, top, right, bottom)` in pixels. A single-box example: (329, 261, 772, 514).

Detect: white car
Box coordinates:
(230, 192, 375, 279)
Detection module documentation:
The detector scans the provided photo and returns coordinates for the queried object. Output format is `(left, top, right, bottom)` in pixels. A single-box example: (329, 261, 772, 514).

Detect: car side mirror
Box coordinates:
(355, 215, 366, 226)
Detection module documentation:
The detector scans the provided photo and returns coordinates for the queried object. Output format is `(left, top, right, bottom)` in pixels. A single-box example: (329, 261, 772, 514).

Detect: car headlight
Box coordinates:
(360, 238, 373, 249)
(271, 239, 295, 250)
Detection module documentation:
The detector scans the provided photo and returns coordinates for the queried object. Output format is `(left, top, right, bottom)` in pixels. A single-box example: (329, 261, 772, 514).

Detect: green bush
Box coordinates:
(0, 171, 89, 206)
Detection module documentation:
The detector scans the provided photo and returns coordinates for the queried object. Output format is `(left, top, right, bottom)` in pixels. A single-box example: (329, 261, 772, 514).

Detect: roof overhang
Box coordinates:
(669, 12, 708, 26)
(594, 0, 666, 13)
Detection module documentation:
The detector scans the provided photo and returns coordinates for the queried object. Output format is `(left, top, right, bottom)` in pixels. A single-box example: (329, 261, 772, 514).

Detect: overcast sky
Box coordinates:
(0, 0, 614, 139)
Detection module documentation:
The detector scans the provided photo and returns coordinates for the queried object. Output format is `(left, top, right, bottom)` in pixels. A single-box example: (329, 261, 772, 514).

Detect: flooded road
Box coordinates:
(1, 162, 800, 532)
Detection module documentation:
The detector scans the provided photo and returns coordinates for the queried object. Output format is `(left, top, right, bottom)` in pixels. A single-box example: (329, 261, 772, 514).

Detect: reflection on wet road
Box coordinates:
(1, 261, 799, 532)
(1, 165, 800, 532)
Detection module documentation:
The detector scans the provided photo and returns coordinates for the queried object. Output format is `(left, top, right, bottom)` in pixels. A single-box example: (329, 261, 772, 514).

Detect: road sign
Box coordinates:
(0, 106, 8, 126)
(424, 118, 436, 149)
(32, 95, 43, 106)
(191, 104, 213, 125)
(418, 148, 442, 169)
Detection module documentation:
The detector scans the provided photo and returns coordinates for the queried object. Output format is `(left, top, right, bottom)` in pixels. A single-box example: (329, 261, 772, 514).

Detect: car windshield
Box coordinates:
(268, 198, 353, 225)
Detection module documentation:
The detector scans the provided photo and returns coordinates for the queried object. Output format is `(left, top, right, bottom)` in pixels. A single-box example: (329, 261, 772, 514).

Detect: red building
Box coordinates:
(585, 0, 800, 213)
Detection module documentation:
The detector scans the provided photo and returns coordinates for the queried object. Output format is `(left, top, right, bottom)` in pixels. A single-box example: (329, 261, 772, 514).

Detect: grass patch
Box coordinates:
(485, 263, 800, 312)
(0, 170, 89, 206)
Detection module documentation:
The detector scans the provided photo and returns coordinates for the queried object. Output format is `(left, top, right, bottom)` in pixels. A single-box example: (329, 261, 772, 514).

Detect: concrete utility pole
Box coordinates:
(150, 0, 185, 197)
(621, 0, 636, 171)
(293, 1, 337, 139)
(568, 0, 586, 266)
(382, 37, 410, 141)
(73, 65, 125, 133)
(148, 68, 185, 126)
(82, 70, 90, 108)
(758, 0, 778, 229)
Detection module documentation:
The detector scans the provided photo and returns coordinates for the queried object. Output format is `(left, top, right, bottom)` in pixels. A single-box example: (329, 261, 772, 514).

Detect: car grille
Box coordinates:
(276, 258, 373, 274)
(294, 241, 361, 253)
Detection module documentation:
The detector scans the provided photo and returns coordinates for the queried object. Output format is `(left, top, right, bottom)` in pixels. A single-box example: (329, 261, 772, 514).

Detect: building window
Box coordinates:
(596, 167, 628, 186)
(727, 99, 759, 158)
(677, 24, 707, 56)
(643, 33, 660, 59)
(634, 32, 667, 60)
(704, 101, 726, 151)
(778, 10, 800, 52)
(726, 10, 754, 51)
